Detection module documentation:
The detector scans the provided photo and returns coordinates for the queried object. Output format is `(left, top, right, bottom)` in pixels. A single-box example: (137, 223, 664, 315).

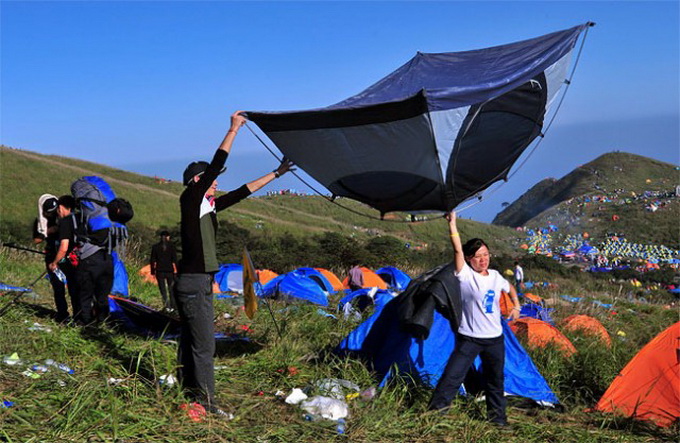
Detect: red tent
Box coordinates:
(509, 317, 577, 356)
(562, 314, 611, 347)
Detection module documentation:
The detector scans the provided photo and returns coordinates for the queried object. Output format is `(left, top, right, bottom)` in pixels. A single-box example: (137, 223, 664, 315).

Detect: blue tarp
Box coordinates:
(520, 303, 555, 325)
(561, 295, 582, 303)
(336, 298, 558, 405)
(0, 283, 31, 293)
(375, 266, 412, 291)
(261, 271, 329, 306)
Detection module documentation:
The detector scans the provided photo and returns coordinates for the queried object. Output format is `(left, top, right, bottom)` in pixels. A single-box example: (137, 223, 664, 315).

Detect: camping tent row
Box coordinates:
(202, 264, 412, 306)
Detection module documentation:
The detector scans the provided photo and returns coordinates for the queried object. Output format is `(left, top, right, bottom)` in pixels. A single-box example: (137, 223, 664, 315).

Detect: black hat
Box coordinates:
(42, 198, 58, 215)
(159, 230, 170, 237)
(183, 161, 226, 186)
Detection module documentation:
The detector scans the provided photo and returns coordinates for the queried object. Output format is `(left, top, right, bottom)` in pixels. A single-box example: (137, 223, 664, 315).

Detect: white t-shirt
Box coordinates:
(455, 262, 510, 339)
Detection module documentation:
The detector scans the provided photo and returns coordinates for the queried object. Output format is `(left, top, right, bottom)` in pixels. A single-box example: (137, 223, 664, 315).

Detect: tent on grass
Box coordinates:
(342, 267, 388, 290)
(214, 264, 243, 294)
(562, 315, 611, 346)
(509, 318, 576, 356)
(256, 269, 279, 285)
(519, 303, 555, 324)
(594, 322, 679, 427)
(294, 267, 336, 293)
(338, 288, 395, 313)
(315, 268, 345, 292)
(138, 264, 157, 285)
(260, 271, 329, 306)
(375, 266, 412, 291)
(336, 298, 559, 406)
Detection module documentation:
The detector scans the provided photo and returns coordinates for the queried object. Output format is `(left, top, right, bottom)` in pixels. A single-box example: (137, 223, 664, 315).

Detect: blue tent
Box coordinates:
(110, 251, 129, 297)
(214, 264, 243, 293)
(293, 267, 336, 293)
(261, 271, 329, 306)
(338, 288, 395, 312)
(337, 299, 558, 405)
(247, 24, 591, 214)
(375, 266, 412, 291)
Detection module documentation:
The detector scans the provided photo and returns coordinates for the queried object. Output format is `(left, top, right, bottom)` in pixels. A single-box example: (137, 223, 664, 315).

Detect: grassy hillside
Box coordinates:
(493, 152, 678, 231)
(0, 146, 522, 273)
(1, 148, 678, 441)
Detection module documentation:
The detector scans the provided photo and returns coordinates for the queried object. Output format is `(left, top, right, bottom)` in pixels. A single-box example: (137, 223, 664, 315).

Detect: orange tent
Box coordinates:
(509, 318, 577, 356)
(562, 315, 611, 346)
(523, 292, 543, 304)
(342, 267, 388, 290)
(499, 291, 514, 317)
(594, 322, 679, 427)
(138, 264, 157, 285)
(256, 269, 279, 285)
(314, 268, 345, 292)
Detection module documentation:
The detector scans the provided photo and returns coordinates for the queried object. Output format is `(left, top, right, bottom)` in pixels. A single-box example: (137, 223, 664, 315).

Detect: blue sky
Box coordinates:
(2, 1, 678, 223)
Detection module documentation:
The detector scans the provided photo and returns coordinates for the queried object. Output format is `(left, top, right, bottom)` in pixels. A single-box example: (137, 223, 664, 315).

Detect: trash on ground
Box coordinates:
(285, 388, 308, 405)
(300, 396, 349, 420)
(314, 378, 360, 400)
(3, 353, 22, 366)
(159, 374, 177, 387)
(180, 402, 206, 422)
(45, 359, 74, 374)
(27, 322, 52, 333)
(2, 400, 14, 408)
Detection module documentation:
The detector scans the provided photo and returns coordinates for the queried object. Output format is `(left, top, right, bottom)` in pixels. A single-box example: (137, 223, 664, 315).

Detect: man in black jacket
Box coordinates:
(175, 110, 292, 417)
(150, 231, 178, 312)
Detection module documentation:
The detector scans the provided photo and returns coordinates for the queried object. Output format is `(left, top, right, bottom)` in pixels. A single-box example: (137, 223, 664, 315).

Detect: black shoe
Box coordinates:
(491, 420, 511, 429)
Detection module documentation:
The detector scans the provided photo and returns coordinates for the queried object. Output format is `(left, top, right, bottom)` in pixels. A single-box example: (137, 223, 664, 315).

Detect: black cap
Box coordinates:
(183, 161, 226, 186)
(42, 198, 58, 215)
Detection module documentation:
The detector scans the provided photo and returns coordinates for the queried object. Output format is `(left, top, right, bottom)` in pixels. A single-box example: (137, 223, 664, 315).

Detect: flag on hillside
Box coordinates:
(242, 247, 259, 319)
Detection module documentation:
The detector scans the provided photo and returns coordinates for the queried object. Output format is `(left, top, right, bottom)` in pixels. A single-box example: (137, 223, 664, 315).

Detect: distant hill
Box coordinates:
(0, 146, 522, 269)
(492, 151, 679, 248)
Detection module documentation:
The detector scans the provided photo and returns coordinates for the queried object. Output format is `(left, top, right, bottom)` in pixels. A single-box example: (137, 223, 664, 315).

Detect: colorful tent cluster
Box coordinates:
(594, 322, 679, 427)
(342, 267, 388, 290)
(375, 266, 411, 291)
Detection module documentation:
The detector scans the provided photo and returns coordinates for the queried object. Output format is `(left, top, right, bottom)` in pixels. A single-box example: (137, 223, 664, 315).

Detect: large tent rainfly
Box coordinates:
(246, 24, 592, 215)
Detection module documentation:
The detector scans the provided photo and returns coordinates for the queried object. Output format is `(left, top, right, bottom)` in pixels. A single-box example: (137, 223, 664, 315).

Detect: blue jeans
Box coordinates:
(429, 334, 507, 424)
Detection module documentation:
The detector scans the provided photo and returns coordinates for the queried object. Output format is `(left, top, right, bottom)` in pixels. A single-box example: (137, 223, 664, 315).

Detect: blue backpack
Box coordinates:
(71, 176, 133, 257)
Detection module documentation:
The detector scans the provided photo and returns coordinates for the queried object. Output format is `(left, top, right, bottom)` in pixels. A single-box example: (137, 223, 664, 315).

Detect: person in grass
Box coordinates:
(47, 196, 81, 323)
(428, 210, 521, 427)
(149, 230, 178, 312)
(175, 110, 292, 418)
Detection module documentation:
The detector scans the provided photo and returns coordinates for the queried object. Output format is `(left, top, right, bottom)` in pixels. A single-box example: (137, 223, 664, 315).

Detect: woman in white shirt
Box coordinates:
(428, 211, 520, 427)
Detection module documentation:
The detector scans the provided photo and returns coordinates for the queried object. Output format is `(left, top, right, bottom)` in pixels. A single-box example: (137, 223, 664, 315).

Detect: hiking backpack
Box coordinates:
(71, 176, 134, 258)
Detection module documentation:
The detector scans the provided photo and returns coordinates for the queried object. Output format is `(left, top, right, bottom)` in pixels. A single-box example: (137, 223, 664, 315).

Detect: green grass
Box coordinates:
(1, 246, 678, 442)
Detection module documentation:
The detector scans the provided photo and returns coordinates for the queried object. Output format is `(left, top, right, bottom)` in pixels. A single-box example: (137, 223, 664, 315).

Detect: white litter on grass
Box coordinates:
(285, 388, 308, 405)
(3, 353, 22, 366)
(300, 396, 349, 421)
(27, 322, 52, 332)
(107, 378, 126, 386)
(315, 378, 360, 400)
(159, 374, 177, 387)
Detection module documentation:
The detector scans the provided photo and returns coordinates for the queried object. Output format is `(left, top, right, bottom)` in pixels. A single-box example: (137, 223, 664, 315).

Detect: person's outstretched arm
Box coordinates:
(507, 284, 521, 321)
(447, 211, 465, 273)
(245, 159, 294, 194)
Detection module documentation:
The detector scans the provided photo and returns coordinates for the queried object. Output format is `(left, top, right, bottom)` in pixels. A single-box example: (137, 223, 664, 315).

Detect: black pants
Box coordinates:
(47, 261, 80, 321)
(156, 271, 176, 310)
(77, 251, 113, 324)
(429, 334, 507, 424)
(174, 273, 215, 406)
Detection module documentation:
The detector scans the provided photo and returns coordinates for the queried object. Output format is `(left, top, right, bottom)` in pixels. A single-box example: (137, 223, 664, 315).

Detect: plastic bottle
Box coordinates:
(45, 359, 74, 374)
(336, 418, 346, 434)
(31, 364, 49, 373)
(303, 413, 319, 422)
(53, 268, 67, 284)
